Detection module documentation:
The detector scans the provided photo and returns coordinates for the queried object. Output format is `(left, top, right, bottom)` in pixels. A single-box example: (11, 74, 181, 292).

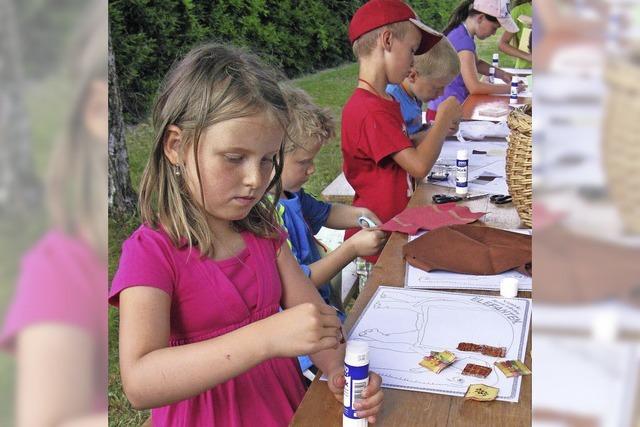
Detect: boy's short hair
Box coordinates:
(279, 84, 335, 153)
(412, 37, 460, 81)
(352, 21, 414, 59)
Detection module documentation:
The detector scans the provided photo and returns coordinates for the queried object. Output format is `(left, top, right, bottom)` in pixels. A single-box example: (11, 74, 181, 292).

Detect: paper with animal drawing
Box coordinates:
(345, 287, 531, 402)
(405, 231, 532, 292)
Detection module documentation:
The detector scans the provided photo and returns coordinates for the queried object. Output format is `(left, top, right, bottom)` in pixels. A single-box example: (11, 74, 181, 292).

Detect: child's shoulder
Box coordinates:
(122, 223, 179, 255)
(344, 89, 401, 119)
(128, 223, 170, 242)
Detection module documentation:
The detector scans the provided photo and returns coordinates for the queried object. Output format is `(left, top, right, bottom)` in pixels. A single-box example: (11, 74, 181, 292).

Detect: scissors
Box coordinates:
(357, 215, 377, 228)
(432, 193, 489, 204)
(490, 194, 513, 205)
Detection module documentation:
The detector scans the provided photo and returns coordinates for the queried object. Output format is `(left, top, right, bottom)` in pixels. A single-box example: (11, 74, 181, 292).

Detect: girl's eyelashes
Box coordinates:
(224, 153, 276, 166)
(224, 153, 244, 163)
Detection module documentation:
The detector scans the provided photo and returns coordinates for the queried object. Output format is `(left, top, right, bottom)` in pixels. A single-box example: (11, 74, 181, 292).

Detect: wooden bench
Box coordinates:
(320, 172, 354, 204)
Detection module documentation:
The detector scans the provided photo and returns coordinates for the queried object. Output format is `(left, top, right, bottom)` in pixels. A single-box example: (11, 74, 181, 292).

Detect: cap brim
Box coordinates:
(498, 15, 519, 33)
(409, 18, 443, 55)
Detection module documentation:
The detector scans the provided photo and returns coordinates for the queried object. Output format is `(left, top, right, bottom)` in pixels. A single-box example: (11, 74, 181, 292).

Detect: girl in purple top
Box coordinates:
(109, 44, 384, 426)
(429, 0, 526, 114)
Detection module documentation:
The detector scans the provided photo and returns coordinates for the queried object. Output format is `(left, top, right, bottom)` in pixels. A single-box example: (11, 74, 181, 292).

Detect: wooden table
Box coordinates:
(291, 183, 531, 427)
(462, 94, 531, 121)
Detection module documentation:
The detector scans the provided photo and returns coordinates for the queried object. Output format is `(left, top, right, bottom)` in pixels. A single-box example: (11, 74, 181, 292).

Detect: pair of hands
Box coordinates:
(349, 209, 389, 258)
(435, 96, 462, 135)
(500, 72, 528, 93)
(265, 303, 385, 423)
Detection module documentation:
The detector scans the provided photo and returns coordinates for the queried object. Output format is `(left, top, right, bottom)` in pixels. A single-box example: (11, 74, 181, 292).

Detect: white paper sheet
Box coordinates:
(533, 335, 639, 427)
(425, 139, 509, 195)
(348, 287, 531, 402)
(405, 232, 532, 292)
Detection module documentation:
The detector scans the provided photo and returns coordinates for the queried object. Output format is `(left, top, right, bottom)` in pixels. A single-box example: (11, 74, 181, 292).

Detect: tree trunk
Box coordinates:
(108, 33, 137, 217)
(0, 0, 42, 217)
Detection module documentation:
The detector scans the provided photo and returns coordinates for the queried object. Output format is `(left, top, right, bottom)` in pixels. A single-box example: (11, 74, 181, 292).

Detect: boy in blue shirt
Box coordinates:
(277, 84, 388, 311)
(386, 37, 461, 144)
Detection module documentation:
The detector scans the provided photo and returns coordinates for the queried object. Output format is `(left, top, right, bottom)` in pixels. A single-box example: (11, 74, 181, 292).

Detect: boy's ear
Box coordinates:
(407, 69, 418, 83)
(381, 28, 393, 52)
(163, 124, 183, 165)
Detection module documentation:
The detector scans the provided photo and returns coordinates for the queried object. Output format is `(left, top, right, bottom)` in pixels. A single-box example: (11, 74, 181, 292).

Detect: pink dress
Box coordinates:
(0, 230, 108, 412)
(109, 225, 306, 426)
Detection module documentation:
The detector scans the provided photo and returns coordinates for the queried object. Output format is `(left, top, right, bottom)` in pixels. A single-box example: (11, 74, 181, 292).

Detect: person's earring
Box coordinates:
(174, 164, 181, 176)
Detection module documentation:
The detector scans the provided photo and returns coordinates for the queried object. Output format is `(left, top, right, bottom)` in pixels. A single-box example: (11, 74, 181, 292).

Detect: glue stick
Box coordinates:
(489, 66, 496, 84)
(455, 149, 468, 195)
(510, 76, 519, 104)
(492, 53, 499, 69)
(343, 340, 369, 427)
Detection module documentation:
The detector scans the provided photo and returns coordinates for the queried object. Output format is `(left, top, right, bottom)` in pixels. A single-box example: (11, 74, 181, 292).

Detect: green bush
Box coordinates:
(110, 0, 458, 124)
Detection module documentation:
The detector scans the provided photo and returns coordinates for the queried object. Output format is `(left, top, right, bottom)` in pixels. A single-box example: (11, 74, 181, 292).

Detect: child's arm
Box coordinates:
(118, 268, 341, 409)
(325, 204, 381, 230)
(278, 242, 346, 366)
(391, 97, 461, 179)
(499, 31, 532, 63)
(473, 55, 527, 93)
(305, 228, 387, 287)
(460, 51, 510, 95)
(277, 244, 384, 423)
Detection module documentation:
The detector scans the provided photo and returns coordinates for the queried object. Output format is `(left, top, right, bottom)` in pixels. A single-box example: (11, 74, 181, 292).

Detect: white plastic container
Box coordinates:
(455, 149, 468, 195)
(500, 277, 519, 298)
(510, 76, 519, 104)
(343, 340, 369, 427)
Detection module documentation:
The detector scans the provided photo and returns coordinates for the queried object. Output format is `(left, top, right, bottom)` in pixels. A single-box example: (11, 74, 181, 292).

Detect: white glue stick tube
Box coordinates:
(343, 340, 369, 427)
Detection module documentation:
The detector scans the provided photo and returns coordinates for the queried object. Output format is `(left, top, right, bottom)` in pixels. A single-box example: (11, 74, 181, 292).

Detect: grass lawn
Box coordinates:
(108, 33, 507, 425)
(0, 73, 71, 426)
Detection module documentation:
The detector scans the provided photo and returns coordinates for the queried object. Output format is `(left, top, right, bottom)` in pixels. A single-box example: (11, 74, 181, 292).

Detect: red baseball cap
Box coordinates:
(348, 0, 442, 55)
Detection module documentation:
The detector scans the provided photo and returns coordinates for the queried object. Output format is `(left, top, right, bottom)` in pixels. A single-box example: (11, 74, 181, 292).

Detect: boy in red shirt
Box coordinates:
(342, 0, 462, 290)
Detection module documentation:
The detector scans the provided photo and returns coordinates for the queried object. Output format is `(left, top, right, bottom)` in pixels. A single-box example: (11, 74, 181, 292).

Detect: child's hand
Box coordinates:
(327, 368, 384, 423)
(264, 303, 342, 358)
(501, 71, 514, 83)
(435, 96, 461, 131)
(517, 81, 527, 93)
(349, 228, 388, 257)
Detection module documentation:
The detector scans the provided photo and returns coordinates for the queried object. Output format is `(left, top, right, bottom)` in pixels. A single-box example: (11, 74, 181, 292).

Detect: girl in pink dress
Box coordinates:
(109, 43, 384, 426)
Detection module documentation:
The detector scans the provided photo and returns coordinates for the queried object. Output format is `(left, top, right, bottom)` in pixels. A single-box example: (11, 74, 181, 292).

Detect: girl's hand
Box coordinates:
(517, 81, 527, 93)
(263, 303, 342, 358)
(348, 228, 388, 257)
(327, 368, 384, 423)
(500, 70, 514, 83)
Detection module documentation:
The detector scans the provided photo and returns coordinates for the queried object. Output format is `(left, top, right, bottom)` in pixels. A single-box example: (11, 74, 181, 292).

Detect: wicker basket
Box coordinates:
(603, 55, 640, 234)
(506, 105, 532, 227)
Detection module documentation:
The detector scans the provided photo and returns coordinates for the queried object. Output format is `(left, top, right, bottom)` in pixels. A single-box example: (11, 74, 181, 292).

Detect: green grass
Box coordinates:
(477, 30, 516, 68)
(108, 34, 507, 425)
(0, 73, 68, 426)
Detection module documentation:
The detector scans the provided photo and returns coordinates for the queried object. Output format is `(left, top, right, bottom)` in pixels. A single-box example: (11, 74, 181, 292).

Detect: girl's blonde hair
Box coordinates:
(279, 84, 335, 153)
(139, 43, 289, 257)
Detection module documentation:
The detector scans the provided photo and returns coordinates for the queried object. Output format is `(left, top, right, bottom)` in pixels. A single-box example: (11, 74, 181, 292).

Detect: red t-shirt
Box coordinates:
(341, 89, 413, 262)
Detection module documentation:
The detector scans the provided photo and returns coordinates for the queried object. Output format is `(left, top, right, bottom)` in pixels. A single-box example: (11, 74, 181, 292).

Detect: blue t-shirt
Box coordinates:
(428, 23, 476, 111)
(385, 84, 424, 136)
(276, 189, 332, 304)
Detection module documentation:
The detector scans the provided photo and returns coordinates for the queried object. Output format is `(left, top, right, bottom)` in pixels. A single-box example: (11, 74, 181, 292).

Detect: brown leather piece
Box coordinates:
(402, 224, 532, 276)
